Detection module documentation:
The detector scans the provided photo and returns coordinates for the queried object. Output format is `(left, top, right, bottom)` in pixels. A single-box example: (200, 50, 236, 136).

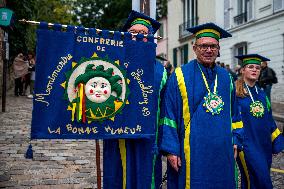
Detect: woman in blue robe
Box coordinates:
(103, 10, 167, 189)
(159, 23, 244, 189)
(235, 54, 284, 189)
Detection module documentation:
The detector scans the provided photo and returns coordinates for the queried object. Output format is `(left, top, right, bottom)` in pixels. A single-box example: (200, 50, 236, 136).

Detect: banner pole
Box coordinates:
(18, 19, 162, 40)
(96, 140, 102, 189)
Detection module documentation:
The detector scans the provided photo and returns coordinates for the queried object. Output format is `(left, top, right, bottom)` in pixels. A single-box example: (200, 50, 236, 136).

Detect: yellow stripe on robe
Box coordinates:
(239, 151, 250, 189)
(175, 67, 191, 189)
(119, 139, 126, 189)
(232, 121, 243, 129)
(271, 128, 281, 142)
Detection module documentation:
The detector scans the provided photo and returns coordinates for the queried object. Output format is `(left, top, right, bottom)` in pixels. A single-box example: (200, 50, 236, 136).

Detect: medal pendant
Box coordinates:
(203, 93, 224, 115)
(250, 101, 264, 118)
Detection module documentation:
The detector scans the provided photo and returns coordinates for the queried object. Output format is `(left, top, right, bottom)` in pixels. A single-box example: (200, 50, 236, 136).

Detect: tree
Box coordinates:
(7, 0, 36, 58)
(7, 0, 75, 59)
(7, 0, 166, 58)
(72, 0, 131, 30)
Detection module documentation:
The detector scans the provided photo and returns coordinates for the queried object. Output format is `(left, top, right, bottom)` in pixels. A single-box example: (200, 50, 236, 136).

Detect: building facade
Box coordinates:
(159, 0, 284, 102)
(217, 0, 284, 102)
(157, 16, 168, 63)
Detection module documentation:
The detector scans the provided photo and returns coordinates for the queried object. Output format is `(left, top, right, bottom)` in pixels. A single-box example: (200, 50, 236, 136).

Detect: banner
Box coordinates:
(31, 22, 157, 139)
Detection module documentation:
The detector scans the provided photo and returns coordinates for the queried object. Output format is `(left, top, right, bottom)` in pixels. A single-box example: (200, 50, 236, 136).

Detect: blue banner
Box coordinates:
(31, 22, 157, 139)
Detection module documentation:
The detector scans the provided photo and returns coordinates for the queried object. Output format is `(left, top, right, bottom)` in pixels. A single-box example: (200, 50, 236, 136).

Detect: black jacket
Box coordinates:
(259, 66, 275, 87)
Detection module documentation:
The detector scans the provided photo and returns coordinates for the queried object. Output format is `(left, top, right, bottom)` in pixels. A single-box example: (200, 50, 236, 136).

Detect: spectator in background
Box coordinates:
(220, 62, 225, 68)
(235, 64, 242, 79)
(259, 61, 277, 102)
(27, 52, 36, 99)
(164, 60, 173, 77)
(225, 64, 238, 81)
(13, 53, 29, 96)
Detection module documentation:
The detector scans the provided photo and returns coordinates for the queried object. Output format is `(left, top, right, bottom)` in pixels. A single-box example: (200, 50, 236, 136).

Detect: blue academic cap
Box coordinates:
(235, 54, 270, 67)
(187, 22, 232, 41)
(122, 10, 161, 34)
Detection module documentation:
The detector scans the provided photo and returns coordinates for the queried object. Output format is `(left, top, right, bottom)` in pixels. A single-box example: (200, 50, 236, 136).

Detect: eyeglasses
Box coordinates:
(195, 44, 220, 51)
(246, 65, 261, 71)
(128, 30, 148, 35)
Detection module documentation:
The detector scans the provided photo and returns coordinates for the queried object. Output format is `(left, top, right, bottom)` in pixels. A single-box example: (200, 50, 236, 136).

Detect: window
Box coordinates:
(158, 23, 164, 38)
(274, 0, 284, 12)
(224, 0, 231, 29)
(173, 44, 188, 67)
(182, 44, 188, 65)
(234, 0, 253, 25)
(179, 0, 198, 38)
(179, 44, 188, 65)
(234, 42, 248, 66)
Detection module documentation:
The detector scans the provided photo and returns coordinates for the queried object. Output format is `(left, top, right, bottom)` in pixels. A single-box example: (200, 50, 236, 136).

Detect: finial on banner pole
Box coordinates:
(18, 19, 162, 40)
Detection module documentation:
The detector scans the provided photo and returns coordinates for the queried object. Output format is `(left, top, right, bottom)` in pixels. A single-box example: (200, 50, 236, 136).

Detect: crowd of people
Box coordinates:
(102, 11, 284, 189)
(12, 10, 283, 189)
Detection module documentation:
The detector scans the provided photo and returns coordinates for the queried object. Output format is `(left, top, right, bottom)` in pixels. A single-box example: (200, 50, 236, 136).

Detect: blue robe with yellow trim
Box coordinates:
(103, 61, 167, 189)
(236, 85, 284, 189)
(159, 59, 244, 189)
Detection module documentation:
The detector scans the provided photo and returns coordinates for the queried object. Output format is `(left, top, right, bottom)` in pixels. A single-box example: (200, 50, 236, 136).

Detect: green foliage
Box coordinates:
(7, 0, 166, 59)
(97, 0, 132, 30)
(7, 0, 36, 58)
(72, 0, 131, 30)
(7, 0, 75, 58)
(35, 0, 75, 24)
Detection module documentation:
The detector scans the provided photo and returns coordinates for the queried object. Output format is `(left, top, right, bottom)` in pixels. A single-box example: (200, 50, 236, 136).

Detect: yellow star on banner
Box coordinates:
(72, 62, 77, 68)
(115, 60, 120, 65)
(127, 79, 130, 84)
(60, 81, 66, 89)
(92, 52, 98, 58)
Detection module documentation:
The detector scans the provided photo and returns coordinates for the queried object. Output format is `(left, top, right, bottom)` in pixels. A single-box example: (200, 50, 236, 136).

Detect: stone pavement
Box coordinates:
(0, 95, 283, 188)
(0, 95, 101, 188)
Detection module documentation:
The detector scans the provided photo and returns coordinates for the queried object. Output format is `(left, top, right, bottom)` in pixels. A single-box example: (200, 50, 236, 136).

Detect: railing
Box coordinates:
(234, 12, 247, 25)
(179, 18, 198, 39)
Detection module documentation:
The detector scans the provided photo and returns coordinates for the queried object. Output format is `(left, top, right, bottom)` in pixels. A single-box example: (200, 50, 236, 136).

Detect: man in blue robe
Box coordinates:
(103, 10, 167, 189)
(159, 23, 244, 189)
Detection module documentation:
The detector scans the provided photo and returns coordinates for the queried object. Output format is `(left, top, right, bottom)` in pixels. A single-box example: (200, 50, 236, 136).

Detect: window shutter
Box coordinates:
(173, 48, 177, 68)
(247, 0, 253, 21)
(224, 0, 230, 29)
(183, 44, 188, 64)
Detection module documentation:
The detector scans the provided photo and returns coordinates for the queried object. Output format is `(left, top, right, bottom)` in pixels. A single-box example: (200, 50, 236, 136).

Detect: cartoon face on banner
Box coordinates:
(85, 77, 112, 103)
(63, 53, 130, 123)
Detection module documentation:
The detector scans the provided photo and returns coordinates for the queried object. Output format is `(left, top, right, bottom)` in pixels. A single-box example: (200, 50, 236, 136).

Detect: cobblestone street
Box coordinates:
(0, 95, 101, 188)
(0, 95, 283, 188)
